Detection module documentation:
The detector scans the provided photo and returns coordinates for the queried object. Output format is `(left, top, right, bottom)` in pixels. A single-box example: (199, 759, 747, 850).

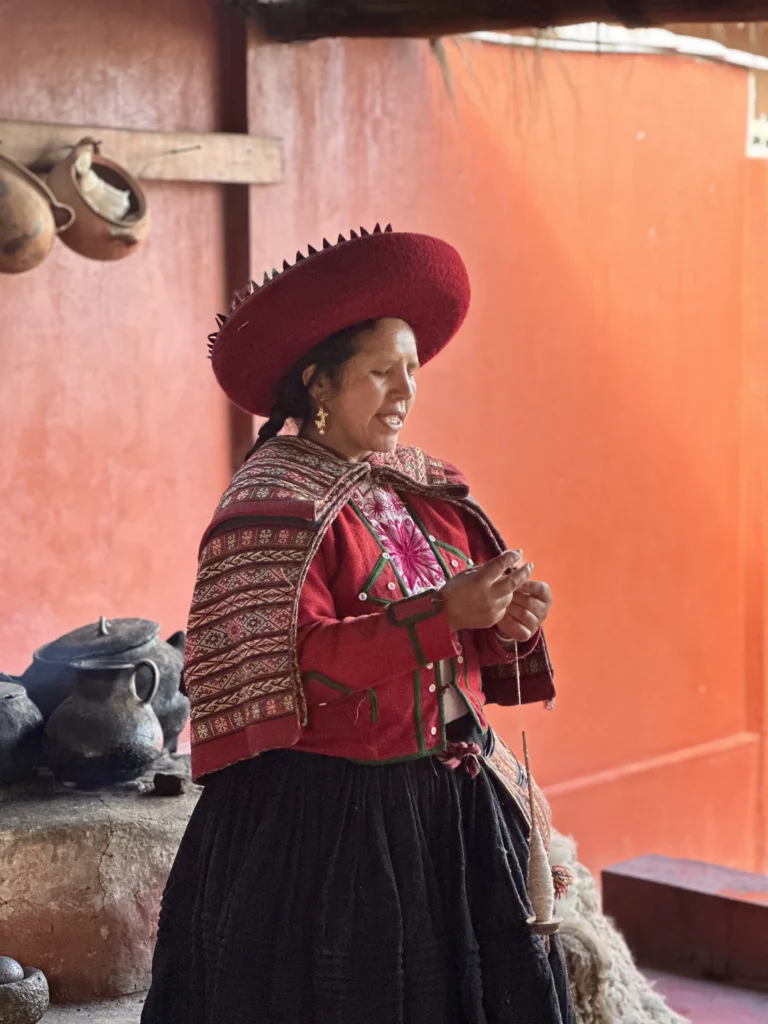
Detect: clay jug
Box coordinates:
(22, 616, 189, 752)
(44, 659, 163, 787)
(47, 139, 149, 261)
(0, 152, 74, 273)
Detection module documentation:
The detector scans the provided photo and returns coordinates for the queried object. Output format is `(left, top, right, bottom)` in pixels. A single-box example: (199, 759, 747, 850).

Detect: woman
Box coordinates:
(142, 225, 573, 1024)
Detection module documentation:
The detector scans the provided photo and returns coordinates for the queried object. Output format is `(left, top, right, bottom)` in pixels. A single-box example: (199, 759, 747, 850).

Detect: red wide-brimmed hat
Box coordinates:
(207, 225, 471, 416)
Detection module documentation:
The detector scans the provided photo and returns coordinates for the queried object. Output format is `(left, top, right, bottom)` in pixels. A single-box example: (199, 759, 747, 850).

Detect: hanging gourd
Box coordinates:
(0, 151, 74, 274)
(47, 138, 150, 261)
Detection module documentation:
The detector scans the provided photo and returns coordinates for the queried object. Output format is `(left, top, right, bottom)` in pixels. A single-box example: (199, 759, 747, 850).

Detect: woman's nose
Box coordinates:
(390, 369, 415, 399)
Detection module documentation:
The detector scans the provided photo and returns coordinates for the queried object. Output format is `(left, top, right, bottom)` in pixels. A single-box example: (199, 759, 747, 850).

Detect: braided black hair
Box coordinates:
(244, 320, 379, 461)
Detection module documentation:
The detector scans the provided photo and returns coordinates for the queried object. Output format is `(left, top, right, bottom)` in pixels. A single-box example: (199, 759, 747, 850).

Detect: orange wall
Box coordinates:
(742, 159, 768, 871)
(246, 34, 768, 876)
(0, 0, 231, 672)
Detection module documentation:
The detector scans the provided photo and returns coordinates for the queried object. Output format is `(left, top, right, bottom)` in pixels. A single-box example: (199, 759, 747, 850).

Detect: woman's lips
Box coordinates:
(378, 414, 404, 431)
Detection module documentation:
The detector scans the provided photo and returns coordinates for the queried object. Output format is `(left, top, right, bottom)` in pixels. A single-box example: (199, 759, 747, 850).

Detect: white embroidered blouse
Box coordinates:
(351, 480, 470, 724)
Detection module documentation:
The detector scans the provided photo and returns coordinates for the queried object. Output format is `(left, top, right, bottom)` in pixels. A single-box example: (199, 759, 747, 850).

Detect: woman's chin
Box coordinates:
(371, 432, 400, 453)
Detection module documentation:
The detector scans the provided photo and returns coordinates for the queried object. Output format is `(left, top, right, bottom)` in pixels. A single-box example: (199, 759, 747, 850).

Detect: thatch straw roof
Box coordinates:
(230, 1, 768, 42)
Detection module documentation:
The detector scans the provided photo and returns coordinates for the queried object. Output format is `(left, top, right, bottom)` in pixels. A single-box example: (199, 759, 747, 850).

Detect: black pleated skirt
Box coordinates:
(141, 716, 573, 1024)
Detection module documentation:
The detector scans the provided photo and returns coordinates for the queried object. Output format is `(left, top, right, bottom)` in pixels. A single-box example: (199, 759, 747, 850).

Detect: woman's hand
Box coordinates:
(496, 578, 552, 642)
(442, 551, 532, 632)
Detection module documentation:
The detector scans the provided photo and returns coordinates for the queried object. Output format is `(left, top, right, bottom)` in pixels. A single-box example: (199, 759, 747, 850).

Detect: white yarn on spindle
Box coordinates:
(528, 824, 556, 923)
(518, 639, 562, 934)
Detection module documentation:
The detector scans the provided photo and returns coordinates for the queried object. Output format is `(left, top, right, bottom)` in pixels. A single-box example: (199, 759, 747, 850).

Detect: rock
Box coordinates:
(0, 967, 49, 1024)
(0, 780, 199, 1002)
(0, 955, 24, 984)
(152, 773, 185, 797)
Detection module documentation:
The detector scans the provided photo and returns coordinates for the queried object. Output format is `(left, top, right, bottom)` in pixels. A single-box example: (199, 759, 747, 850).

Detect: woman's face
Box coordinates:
(309, 318, 419, 460)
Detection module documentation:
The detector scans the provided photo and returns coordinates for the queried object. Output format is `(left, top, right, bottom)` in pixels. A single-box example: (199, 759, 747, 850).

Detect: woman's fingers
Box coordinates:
(510, 591, 549, 620)
(445, 555, 549, 634)
(491, 562, 532, 597)
(517, 580, 551, 600)
(503, 605, 540, 634)
(497, 618, 533, 641)
(472, 550, 522, 583)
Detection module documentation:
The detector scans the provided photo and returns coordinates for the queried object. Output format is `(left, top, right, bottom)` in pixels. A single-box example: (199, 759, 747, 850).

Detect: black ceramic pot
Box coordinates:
(44, 659, 164, 787)
(0, 677, 44, 784)
(21, 617, 189, 751)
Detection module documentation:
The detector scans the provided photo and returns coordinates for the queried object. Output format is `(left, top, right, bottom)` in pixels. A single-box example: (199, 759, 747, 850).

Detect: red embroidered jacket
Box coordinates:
(295, 495, 552, 763)
(185, 438, 555, 779)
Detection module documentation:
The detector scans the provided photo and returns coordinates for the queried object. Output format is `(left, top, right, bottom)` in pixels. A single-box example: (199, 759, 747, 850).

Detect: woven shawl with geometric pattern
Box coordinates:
(185, 436, 553, 780)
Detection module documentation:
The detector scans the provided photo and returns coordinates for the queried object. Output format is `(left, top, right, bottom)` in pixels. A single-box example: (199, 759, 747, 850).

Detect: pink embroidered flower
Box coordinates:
(352, 484, 446, 595)
(379, 517, 445, 593)
(370, 489, 396, 520)
(355, 487, 396, 523)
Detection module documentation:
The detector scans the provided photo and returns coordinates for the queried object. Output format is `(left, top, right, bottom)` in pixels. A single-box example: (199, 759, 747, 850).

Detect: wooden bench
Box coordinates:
(601, 855, 768, 989)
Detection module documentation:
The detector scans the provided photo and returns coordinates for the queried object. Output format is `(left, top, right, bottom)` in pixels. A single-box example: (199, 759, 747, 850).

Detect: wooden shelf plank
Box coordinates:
(0, 119, 282, 185)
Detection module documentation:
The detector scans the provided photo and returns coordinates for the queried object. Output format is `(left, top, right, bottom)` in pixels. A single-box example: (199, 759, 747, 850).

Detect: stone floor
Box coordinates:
(42, 992, 146, 1022)
(648, 970, 768, 1023)
(40, 976, 768, 1023)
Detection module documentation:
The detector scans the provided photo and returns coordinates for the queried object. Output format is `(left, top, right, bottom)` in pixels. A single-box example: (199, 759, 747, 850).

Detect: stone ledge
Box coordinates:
(0, 763, 199, 1004)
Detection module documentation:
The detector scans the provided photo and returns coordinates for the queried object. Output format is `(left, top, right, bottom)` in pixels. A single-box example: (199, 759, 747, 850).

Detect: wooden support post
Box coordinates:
(217, 5, 257, 470)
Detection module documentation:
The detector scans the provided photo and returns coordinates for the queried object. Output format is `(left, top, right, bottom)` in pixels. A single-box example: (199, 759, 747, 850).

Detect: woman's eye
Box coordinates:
(372, 369, 388, 377)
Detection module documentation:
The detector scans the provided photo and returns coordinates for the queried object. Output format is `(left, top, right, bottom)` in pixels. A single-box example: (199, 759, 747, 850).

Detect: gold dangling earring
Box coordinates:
(315, 404, 328, 435)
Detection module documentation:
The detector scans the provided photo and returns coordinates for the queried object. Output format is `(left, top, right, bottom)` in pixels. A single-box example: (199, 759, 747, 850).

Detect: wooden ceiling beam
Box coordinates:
(229, 1, 768, 41)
